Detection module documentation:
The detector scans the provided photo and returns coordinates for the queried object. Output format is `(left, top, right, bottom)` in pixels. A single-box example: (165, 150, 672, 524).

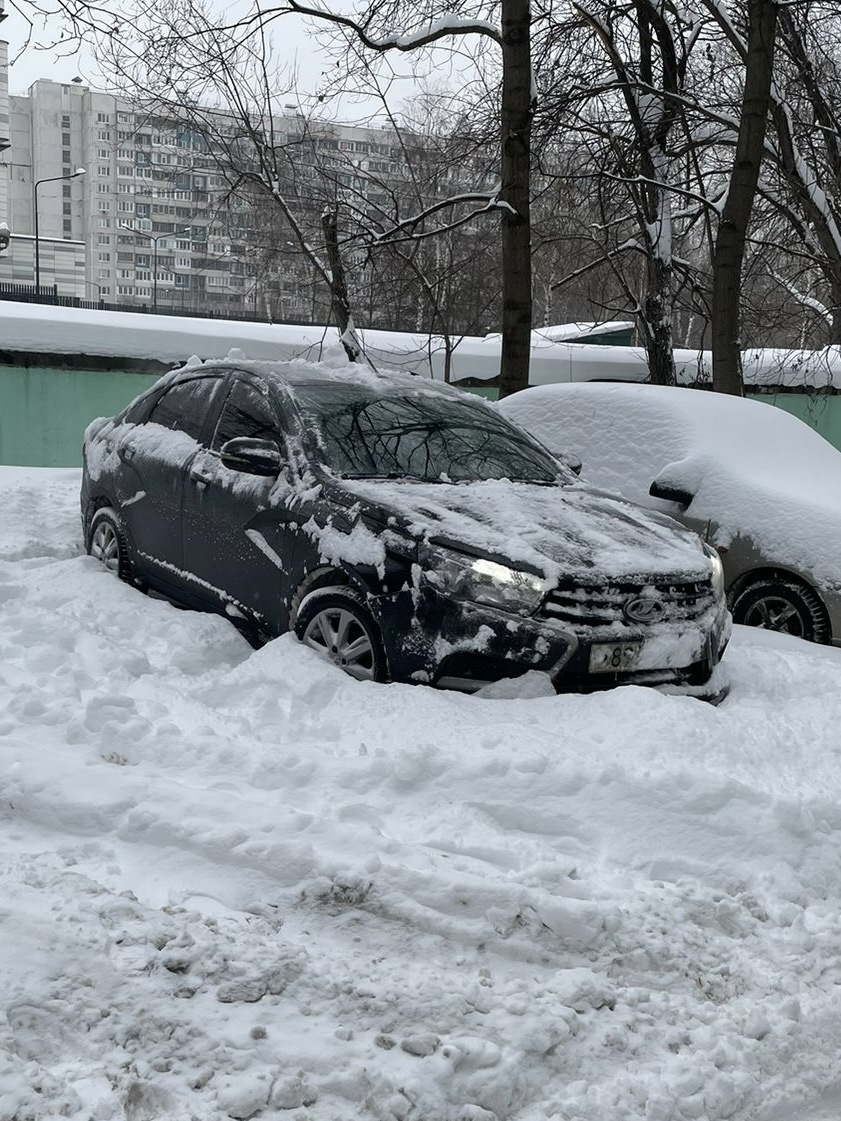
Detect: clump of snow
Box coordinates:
(3, 465, 841, 1120)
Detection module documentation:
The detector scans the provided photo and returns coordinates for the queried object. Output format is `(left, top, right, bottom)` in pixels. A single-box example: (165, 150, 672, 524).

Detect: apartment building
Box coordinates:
(0, 51, 462, 321)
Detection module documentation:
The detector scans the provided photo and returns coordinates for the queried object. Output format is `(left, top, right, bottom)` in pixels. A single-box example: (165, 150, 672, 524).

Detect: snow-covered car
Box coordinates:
(498, 381, 841, 646)
(81, 360, 730, 691)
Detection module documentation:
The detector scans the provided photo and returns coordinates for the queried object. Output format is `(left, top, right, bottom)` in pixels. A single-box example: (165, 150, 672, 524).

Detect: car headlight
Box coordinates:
(422, 545, 547, 612)
(704, 544, 725, 602)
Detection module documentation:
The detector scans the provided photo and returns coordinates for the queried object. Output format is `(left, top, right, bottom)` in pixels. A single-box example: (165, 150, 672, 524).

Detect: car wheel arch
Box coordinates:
(728, 566, 831, 644)
(289, 566, 357, 629)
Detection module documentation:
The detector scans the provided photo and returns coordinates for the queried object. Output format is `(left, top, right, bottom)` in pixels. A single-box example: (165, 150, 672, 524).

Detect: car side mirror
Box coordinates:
(649, 479, 694, 509)
(220, 436, 282, 477)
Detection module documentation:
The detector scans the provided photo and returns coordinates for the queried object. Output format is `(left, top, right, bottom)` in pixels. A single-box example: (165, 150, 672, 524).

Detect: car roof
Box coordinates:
(173, 354, 469, 400)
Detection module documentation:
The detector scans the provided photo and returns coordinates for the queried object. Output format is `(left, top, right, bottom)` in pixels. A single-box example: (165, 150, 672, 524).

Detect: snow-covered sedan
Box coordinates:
(498, 381, 841, 646)
(81, 360, 730, 691)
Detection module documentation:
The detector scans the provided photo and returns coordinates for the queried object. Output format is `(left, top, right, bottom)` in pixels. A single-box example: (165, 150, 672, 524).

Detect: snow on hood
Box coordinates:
(340, 476, 711, 583)
(498, 382, 841, 587)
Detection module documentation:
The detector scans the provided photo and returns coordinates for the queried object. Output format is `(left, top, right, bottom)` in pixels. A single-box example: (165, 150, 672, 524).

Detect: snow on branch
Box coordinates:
(277, 2, 501, 49)
(770, 272, 834, 325)
(373, 192, 516, 244)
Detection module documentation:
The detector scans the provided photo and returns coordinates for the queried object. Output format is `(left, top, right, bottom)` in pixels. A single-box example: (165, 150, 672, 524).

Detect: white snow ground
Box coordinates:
(2, 466, 841, 1121)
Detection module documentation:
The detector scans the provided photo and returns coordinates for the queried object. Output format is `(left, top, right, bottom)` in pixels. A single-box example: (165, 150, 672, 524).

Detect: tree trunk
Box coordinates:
(497, 0, 533, 400)
(321, 206, 362, 363)
(642, 253, 677, 384)
(712, 0, 778, 396)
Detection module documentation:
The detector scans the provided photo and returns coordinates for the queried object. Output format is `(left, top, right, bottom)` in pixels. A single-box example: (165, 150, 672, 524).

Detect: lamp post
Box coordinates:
(34, 167, 85, 294)
(120, 223, 192, 309)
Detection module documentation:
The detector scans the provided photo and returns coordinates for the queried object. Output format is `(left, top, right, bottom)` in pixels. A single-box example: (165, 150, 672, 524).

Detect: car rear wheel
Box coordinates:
(731, 576, 830, 644)
(87, 506, 132, 582)
(294, 588, 388, 682)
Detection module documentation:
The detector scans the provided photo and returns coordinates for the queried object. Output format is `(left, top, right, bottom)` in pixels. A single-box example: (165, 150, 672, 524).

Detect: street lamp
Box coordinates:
(34, 167, 85, 294)
(120, 223, 193, 309)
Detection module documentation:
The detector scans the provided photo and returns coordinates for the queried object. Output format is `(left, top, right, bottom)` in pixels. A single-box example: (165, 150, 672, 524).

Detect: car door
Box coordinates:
(116, 372, 229, 587)
(180, 375, 303, 632)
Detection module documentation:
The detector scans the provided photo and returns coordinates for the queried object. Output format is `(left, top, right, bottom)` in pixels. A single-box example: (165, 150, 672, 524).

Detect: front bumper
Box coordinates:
(372, 586, 731, 693)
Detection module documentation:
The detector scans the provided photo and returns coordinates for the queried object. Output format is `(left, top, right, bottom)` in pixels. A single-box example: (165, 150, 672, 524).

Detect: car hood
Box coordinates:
(337, 477, 711, 584)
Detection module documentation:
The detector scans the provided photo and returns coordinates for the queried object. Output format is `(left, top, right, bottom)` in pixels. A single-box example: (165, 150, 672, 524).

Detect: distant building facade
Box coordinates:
(0, 47, 447, 320)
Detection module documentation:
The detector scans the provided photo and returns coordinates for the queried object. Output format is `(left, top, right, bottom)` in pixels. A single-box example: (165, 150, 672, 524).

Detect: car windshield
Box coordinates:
(292, 383, 565, 483)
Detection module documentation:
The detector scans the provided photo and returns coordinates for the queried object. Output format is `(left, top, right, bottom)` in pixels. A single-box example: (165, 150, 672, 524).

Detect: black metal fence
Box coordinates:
(0, 282, 278, 325)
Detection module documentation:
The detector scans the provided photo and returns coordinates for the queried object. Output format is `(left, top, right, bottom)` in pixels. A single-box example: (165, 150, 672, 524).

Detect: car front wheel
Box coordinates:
(87, 506, 132, 582)
(294, 587, 388, 682)
(731, 576, 830, 644)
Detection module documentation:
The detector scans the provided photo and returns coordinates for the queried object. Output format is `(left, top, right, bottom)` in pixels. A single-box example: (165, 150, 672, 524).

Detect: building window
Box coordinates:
(63, 220, 72, 234)
(98, 234, 111, 244)
(98, 252, 112, 262)
(97, 112, 111, 123)
(63, 203, 71, 216)
(98, 165, 110, 176)
(62, 150, 71, 164)
(99, 218, 110, 228)
(98, 269, 111, 279)
(63, 184, 71, 198)
(98, 129, 111, 140)
(118, 285, 134, 295)
(62, 114, 71, 127)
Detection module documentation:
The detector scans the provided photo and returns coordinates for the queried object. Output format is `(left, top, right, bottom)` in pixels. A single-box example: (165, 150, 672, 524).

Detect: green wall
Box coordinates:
(754, 391, 841, 453)
(4, 364, 841, 468)
(0, 366, 160, 467)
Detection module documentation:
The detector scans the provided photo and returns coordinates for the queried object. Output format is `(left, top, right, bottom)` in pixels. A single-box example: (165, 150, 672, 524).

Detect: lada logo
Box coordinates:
(623, 596, 667, 624)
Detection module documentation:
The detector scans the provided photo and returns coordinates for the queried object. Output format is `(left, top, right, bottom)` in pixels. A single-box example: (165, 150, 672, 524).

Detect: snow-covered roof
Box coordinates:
(2, 301, 840, 387)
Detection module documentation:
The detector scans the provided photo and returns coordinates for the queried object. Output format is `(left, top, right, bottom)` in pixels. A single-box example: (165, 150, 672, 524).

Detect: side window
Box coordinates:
(212, 381, 279, 451)
(146, 376, 226, 442)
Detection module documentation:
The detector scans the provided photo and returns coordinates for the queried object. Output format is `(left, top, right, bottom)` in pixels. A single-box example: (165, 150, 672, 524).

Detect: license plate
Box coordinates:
(588, 641, 642, 674)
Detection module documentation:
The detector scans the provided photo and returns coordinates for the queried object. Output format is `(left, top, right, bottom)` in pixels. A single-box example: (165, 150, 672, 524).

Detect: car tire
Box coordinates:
(87, 506, 133, 583)
(731, 576, 830, 644)
(294, 587, 388, 682)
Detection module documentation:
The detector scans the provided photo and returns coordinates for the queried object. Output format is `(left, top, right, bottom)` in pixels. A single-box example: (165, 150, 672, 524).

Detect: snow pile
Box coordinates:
(498, 381, 841, 587)
(2, 466, 841, 1120)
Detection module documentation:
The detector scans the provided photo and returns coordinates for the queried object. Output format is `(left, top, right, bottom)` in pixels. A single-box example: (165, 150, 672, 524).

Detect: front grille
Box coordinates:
(539, 578, 713, 629)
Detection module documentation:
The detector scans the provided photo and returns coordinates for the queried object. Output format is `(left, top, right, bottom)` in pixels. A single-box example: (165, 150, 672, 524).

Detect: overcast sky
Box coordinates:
(3, 3, 340, 98)
(1, 0, 445, 126)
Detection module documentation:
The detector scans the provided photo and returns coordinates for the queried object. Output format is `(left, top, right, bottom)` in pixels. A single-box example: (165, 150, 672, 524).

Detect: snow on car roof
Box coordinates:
(498, 382, 841, 587)
(170, 352, 497, 404)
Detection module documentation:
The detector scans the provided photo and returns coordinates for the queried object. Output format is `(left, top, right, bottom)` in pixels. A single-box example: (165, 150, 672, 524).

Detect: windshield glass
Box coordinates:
(292, 384, 565, 483)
